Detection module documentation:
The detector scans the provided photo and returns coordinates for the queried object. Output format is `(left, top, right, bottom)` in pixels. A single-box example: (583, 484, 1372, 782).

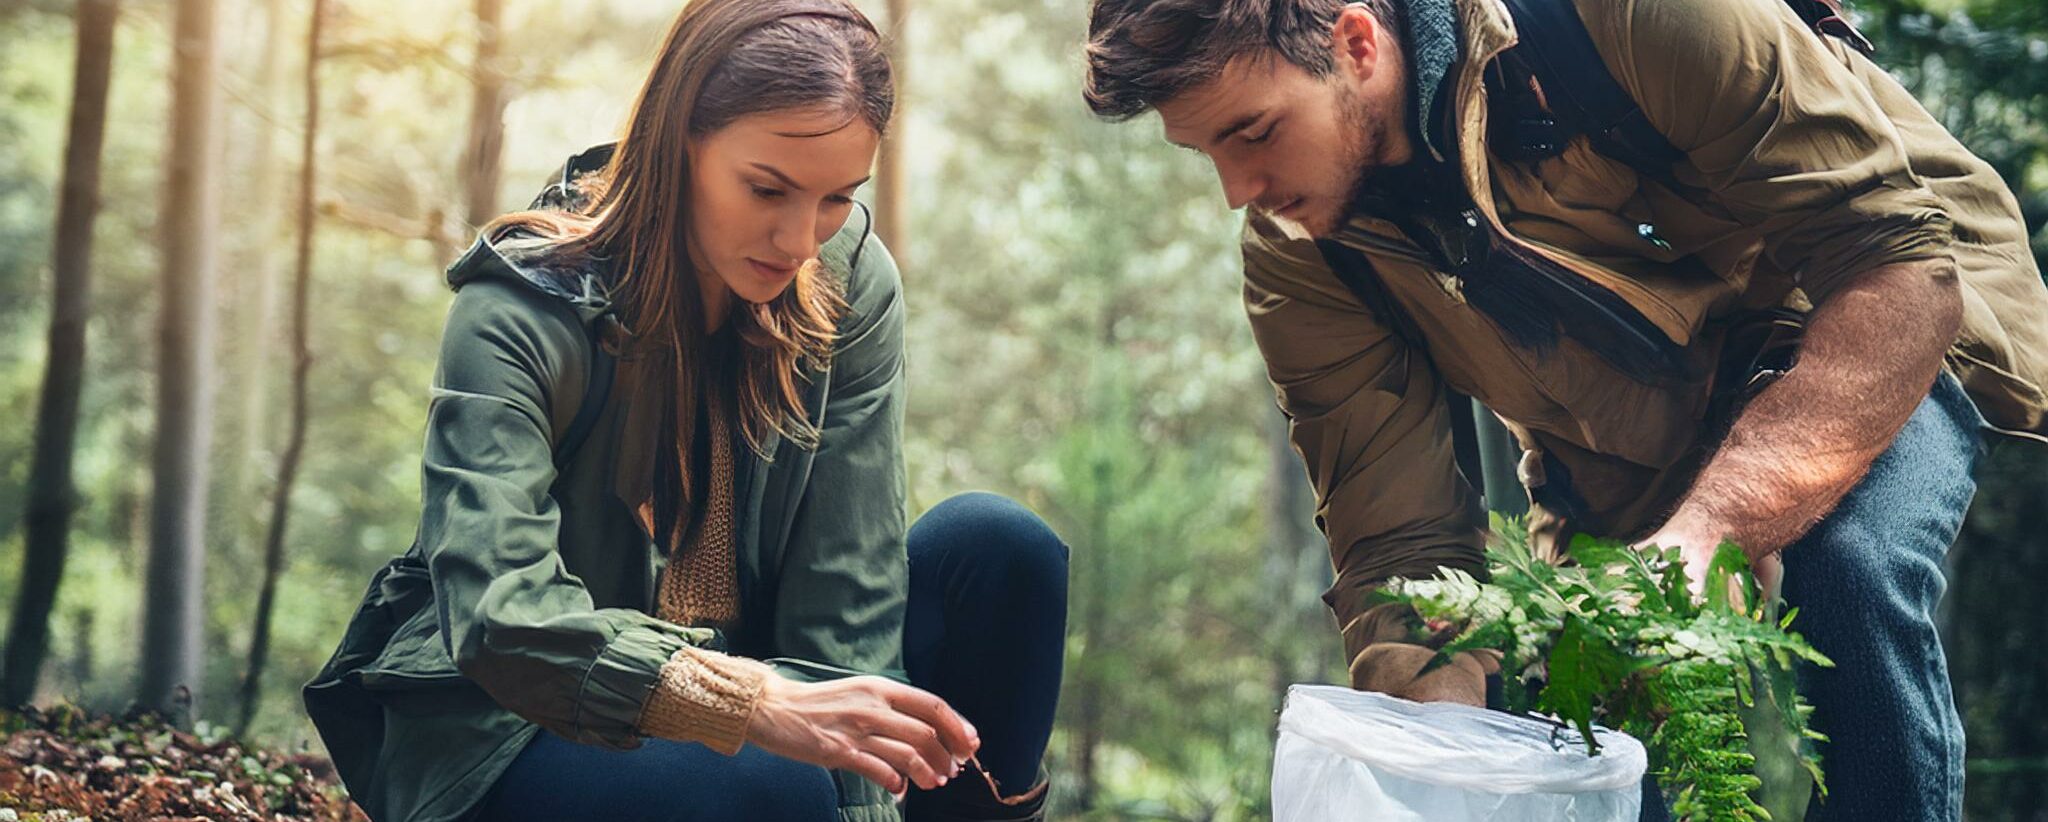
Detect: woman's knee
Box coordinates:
(912, 492, 1070, 591)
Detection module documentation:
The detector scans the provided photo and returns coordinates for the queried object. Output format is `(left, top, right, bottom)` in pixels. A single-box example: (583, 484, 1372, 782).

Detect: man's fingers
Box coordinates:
(1756, 553, 1784, 600)
(1351, 644, 1487, 707)
(882, 683, 978, 759)
(860, 734, 943, 791)
(1351, 643, 1437, 694)
(1406, 660, 1488, 707)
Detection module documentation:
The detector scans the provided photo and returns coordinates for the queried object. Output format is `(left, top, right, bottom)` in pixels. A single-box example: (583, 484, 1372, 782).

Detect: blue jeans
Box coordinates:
(473, 493, 1070, 821)
(1640, 372, 1984, 821)
(1781, 372, 1983, 821)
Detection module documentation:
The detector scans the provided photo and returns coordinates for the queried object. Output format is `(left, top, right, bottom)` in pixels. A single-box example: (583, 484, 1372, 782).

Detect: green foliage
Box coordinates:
(1386, 519, 1832, 821)
(0, 0, 2041, 818)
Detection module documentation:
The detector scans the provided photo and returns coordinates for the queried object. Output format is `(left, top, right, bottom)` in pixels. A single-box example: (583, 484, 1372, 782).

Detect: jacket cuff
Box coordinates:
(636, 645, 771, 754)
(571, 624, 692, 748)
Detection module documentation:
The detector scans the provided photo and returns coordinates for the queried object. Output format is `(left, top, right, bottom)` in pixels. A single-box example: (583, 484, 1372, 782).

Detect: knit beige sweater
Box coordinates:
(633, 391, 771, 755)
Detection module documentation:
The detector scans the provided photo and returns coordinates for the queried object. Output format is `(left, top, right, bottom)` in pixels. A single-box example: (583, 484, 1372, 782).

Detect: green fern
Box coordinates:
(1383, 517, 1831, 821)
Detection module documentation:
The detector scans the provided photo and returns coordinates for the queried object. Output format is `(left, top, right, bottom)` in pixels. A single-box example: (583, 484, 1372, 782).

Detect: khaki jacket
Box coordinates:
(1241, 0, 2048, 681)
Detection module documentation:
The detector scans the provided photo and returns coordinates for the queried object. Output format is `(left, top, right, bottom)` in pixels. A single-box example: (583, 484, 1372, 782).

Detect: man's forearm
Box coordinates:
(1657, 257, 1963, 559)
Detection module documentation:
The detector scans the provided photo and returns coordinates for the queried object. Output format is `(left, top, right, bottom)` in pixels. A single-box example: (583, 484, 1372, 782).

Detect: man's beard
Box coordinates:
(1305, 86, 1390, 239)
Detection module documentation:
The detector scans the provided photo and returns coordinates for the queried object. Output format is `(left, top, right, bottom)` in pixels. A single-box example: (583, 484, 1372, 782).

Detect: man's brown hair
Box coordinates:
(1083, 0, 1396, 120)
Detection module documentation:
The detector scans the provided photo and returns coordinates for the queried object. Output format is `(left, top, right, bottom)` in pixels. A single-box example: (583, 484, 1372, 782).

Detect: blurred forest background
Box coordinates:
(0, 0, 2042, 817)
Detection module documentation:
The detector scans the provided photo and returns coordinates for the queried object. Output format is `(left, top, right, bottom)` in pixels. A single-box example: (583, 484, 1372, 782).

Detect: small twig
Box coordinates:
(965, 754, 1046, 806)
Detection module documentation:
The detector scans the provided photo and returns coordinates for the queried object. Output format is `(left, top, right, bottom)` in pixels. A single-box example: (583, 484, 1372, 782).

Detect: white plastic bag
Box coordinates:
(1272, 685, 1646, 822)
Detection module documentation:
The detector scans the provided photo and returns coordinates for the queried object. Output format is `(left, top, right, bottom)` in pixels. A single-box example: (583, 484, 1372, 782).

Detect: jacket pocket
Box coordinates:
(357, 603, 466, 689)
(316, 550, 468, 691)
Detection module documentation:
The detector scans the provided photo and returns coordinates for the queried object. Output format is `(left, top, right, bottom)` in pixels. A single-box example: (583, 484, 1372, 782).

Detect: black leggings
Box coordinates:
(474, 492, 1070, 821)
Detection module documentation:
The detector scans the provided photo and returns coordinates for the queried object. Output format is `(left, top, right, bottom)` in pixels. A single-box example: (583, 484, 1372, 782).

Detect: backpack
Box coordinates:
(1489, 0, 1875, 176)
(1317, 0, 1870, 384)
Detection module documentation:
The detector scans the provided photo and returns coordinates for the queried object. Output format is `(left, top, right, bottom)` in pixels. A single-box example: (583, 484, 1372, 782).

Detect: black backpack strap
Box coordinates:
(552, 318, 615, 469)
(1788, 0, 1874, 54)
(1492, 0, 1685, 178)
(1494, 0, 1874, 177)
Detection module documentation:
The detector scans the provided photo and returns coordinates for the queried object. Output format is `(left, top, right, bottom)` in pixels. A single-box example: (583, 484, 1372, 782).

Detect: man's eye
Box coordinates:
(751, 186, 785, 200)
(1244, 126, 1275, 145)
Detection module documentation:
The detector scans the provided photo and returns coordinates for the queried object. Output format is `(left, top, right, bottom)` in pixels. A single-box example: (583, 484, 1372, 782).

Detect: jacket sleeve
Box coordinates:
(420, 279, 702, 749)
(772, 230, 910, 674)
(1240, 214, 1489, 687)
(1587, 0, 1953, 301)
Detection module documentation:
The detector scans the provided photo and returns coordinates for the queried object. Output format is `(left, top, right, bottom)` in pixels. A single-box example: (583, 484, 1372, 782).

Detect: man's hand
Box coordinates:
(1635, 529, 1783, 608)
(744, 674, 980, 795)
(1351, 644, 1501, 707)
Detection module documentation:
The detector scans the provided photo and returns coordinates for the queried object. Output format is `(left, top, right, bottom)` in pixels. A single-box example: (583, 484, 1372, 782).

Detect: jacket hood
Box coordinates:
(443, 143, 619, 325)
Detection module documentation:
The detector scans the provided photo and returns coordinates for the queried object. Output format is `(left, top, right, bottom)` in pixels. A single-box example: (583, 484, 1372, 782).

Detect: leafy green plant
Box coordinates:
(1382, 516, 1831, 821)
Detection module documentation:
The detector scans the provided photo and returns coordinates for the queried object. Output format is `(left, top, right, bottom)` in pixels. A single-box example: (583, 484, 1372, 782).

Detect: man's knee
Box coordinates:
(1784, 521, 1948, 623)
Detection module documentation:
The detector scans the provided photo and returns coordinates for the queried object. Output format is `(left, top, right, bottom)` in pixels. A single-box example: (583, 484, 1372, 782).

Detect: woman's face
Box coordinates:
(687, 107, 880, 316)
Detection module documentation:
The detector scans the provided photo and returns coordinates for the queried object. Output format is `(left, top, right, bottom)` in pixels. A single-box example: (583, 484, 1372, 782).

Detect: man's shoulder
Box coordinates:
(1240, 212, 1329, 278)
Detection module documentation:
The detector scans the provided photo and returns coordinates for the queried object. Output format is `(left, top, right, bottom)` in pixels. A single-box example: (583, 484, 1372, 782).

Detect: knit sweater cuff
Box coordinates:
(636, 645, 771, 754)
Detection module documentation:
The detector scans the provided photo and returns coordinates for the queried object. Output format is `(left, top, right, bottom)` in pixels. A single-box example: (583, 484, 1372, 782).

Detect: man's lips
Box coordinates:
(1266, 197, 1306, 218)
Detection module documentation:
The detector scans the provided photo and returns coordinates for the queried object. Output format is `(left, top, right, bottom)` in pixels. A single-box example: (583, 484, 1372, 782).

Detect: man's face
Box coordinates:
(1155, 10, 1410, 238)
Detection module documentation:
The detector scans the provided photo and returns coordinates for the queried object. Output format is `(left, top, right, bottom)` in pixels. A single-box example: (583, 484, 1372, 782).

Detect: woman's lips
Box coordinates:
(746, 258, 798, 282)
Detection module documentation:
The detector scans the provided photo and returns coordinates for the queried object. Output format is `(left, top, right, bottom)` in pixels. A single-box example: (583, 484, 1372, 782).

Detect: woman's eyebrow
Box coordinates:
(748, 162, 870, 193)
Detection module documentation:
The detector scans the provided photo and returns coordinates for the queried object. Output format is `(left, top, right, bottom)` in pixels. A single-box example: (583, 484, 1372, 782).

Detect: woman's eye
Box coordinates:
(826, 195, 854, 206)
(751, 186, 785, 200)
(1244, 126, 1275, 145)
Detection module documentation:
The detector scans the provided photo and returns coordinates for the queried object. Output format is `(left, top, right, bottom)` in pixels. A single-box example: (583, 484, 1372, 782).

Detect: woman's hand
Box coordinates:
(744, 674, 980, 794)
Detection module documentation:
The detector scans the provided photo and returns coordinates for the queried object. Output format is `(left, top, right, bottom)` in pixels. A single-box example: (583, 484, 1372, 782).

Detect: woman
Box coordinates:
(302, 2, 1067, 820)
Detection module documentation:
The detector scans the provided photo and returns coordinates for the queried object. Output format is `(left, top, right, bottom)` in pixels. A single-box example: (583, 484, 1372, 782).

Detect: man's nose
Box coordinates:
(1217, 160, 1268, 211)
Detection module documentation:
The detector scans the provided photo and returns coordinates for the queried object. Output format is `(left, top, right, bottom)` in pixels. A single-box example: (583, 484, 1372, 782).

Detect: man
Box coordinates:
(1083, 0, 2048, 818)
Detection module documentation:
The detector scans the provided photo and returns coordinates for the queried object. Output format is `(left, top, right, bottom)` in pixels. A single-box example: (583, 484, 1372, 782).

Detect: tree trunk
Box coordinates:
(3, 0, 120, 710)
(460, 0, 508, 231)
(873, 0, 909, 264)
(215, 0, 289, 566)
(1264, 409, 1326, 703)
(1070, 453, 1112, 812)
(237, 0, 324, 738)
(68, 609, 95, 692)
(141, 0, 221, 728)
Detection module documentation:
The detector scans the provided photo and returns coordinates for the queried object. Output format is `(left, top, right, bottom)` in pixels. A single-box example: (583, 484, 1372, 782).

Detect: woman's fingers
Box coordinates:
(859, 734, 945, 791)
(881, 683, 979, 759)
(836, 747, 905, 795)
(864, 709, 960, 782)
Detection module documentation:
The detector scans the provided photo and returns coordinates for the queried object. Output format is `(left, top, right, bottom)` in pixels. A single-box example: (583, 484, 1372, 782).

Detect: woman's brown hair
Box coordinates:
(487, 0, 894, 522)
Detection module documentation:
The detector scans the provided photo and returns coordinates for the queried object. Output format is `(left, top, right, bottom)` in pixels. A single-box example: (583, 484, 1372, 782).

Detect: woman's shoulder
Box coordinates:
(436, 236, 601, 408)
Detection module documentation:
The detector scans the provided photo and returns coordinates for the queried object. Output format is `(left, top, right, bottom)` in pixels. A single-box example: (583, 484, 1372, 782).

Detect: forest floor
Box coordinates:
(0, 705, 365, 821)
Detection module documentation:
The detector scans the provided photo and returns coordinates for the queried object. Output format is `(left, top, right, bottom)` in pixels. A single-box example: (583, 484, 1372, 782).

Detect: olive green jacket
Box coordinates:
(1241, 0, 2048, 683)
(304, 155, 908, 822)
